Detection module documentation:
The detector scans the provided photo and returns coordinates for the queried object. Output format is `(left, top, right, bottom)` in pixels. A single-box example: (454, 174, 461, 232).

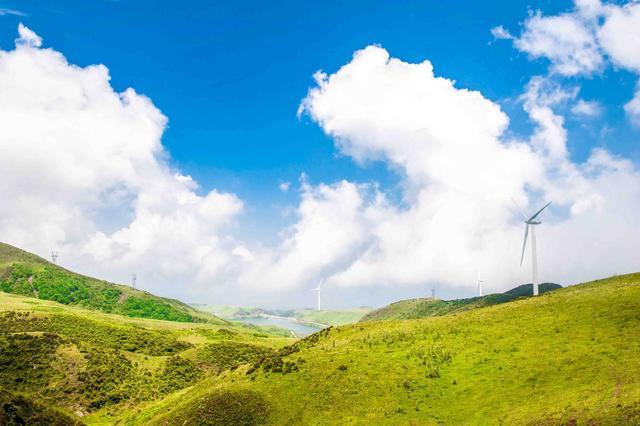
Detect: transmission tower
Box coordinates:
(132, 273, 137, 290)
(51, 251, 58, 264)
(431, 285, 435, 299)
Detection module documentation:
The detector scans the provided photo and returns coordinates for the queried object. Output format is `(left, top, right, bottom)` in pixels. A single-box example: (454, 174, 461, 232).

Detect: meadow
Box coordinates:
(1, 240, 639, 424)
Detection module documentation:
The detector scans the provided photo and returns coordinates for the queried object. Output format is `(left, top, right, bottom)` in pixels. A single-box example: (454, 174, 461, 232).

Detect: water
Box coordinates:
(238, 316, 322, 337)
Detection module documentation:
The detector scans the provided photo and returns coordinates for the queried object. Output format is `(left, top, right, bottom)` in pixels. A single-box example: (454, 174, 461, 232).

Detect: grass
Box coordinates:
(122, 273, 640, 425)
(0, 242, 224, 324)
(361, 282, 561, 321)
(0, 290, 294, 423)
(2, 243, 639, 425)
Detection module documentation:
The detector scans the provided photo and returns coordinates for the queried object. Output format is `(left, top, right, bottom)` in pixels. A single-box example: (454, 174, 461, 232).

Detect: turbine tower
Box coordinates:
(476, 276, 484, 297)
(311, 280, 323, 311)
(517, 201, 552, 296)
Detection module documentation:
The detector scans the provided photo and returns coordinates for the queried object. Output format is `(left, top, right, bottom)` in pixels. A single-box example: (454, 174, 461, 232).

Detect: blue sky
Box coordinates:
(1, 1, 637, 204)
(1, 1, 639, 307)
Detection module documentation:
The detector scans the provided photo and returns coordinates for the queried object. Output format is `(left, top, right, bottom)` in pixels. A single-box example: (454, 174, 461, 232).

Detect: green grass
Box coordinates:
(0, 242, 223, 324)
(2, 263, 639, 424)
(122, 273, 640, 425)
(0, 290, 294, 422)
(361, 282, 561, 322)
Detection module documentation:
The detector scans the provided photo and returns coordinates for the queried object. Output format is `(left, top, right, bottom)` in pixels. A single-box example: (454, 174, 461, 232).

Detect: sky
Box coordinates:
(0, 0, 639, 309)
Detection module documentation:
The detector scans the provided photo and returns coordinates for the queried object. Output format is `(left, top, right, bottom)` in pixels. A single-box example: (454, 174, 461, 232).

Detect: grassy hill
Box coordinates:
(0, 242, 222, 324)
(0, 291, 293, 423)
(120, 273, 640, 425)
(361, 282, 561, 322)
(2, 269, 639, 424)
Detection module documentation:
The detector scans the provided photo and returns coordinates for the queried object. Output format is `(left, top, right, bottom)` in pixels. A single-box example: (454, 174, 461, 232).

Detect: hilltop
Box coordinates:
(122, 273, 640, 424)
(360, 282, 561, 322)
(0, 242, 222, 324)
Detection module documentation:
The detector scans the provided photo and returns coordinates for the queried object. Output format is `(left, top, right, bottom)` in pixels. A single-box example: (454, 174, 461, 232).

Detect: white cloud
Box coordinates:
(490, 25, 513, 40)
(514, 11, 603, 76)
(2, 24, 639, 306)
(0, 8, 26, 16)
(500, 1, 640, 126)
(278, 181, 291, 192)
(598, 2, 640, 72)
(625, 88, 640, 126)
(16, 23, 41, 47)
(0, 26, 243, 296)
(300, 46, 640, 290)
(571, 99, 602, 117)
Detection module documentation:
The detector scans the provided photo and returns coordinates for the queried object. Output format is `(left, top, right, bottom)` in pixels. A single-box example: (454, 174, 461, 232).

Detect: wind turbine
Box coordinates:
(476, 276, 484, 297)
(311, 279, 324, 311)
(516, 200, 552, 296)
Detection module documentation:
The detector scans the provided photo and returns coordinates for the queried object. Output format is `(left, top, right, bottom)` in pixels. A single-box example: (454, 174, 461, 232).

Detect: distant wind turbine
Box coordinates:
(476, 275, 484, 297)
(515, 200, 552, 296)
(311, 279, 324, 311)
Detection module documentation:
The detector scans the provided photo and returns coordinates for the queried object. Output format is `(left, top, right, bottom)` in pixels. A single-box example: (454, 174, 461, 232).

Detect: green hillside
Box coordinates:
(122, 273, 640, 425)
(0, 242, 222, 324)
(361, 282, 561, 322)
(0, 291, 293, 424)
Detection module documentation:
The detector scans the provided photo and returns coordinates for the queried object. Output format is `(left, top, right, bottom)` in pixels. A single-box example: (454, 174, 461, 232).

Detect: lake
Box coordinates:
(238, 316, 322, 337)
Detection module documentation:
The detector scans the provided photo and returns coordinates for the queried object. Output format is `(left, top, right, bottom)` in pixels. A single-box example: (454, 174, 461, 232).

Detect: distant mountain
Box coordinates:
(0, 242, 224, 324)
(360, 282, 561, 322)
(195, 304, 372, 326)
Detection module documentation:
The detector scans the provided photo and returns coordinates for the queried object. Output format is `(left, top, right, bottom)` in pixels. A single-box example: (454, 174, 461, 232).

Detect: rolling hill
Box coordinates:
(0, 242, 223, 324)
(0, 290, 293, 424)
(361, 282, 561, 322)
(2, 263, 639, 424)
(121, 273, 640, 425)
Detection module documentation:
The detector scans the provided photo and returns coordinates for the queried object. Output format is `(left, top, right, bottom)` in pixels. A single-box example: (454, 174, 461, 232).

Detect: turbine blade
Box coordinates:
(511, 197, 528, 221)
(520, 224, 529, 266)
(528, 201, 552, 222)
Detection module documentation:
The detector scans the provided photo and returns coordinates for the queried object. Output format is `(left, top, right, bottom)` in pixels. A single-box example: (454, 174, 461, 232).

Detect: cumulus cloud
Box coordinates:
(16, 23, 41, 47)
(0, 25, 243, 296)
(499, 0, 640, 126)
(513, 11, 603, 76)
(490, 25, 513, 40)
(598, 2, 640, 72)
(1, 23, 639, 306)
(571, 99, 602, 117)
(625, 88, 640, 126)
(299, 45, 640, 290)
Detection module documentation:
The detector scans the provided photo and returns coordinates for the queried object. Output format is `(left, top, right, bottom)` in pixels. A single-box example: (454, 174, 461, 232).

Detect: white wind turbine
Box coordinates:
(516, 200, 552, 296)
(476, 275, 484, 297)
(311, 279, 324, 311)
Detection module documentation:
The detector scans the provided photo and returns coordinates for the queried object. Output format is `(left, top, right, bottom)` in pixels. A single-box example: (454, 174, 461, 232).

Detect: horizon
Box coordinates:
(0, 0, 639, 309)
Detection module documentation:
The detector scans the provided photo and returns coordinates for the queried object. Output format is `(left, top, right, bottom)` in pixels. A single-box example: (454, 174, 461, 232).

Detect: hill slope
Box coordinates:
(0, 242, 222, 324)
(361, 282, 561, 322)
(124, 273, 640, 425)
(0, 291, 293, 423)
